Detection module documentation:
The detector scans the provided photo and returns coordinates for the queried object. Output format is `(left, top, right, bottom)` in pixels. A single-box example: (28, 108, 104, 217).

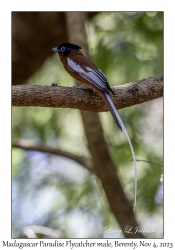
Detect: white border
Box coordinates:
(0, 0, 174, 245)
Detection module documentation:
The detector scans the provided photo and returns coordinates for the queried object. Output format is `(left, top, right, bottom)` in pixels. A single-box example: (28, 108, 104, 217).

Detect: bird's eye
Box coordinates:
(61, 46, 66, 52)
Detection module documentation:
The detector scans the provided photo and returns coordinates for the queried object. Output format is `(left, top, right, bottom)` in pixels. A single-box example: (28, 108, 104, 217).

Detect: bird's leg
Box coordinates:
(74, 84, 94, 94)
(73, 83, 85, 93)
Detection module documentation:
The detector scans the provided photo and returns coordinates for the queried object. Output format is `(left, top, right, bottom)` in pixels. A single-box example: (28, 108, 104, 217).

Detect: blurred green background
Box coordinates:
(12, 12, 163, 238)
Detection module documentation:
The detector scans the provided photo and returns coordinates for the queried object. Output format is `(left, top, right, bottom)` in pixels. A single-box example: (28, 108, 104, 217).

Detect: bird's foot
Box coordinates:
(73, 84, 85, 93)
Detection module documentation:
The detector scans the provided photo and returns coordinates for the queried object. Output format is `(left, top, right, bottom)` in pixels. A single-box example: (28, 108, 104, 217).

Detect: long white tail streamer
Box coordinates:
(102, 92, 137, 211)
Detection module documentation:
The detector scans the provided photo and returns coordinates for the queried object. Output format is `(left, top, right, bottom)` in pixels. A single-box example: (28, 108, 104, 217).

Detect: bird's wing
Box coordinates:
(67, 57, 110, 94)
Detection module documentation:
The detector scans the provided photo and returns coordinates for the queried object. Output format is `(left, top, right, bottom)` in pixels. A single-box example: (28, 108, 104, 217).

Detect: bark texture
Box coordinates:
(12, 75, 163, 111)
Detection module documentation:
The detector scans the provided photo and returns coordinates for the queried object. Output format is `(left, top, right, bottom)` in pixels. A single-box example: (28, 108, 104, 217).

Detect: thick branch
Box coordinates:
(12, 75, 163, 111)
(12, 139, 96, 175)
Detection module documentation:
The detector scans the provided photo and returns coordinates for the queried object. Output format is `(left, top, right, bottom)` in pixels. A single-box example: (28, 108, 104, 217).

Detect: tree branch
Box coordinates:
(12, 74, 163, 111)
(20, 225, 61, 238)
(12, 139, 96, 175)
(129, 159, 163, 167)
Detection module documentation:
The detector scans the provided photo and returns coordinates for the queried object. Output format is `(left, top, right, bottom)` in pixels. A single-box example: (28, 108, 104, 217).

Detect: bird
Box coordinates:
(52, 42, 137, 211)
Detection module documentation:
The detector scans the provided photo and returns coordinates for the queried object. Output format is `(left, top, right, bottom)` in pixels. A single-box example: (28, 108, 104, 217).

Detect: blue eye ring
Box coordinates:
(60, 46, 65, 52)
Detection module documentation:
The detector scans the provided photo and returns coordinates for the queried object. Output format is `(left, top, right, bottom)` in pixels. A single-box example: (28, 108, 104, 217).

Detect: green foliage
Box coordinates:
(12, 12, 163, 238)
(88, 12, 163, 84)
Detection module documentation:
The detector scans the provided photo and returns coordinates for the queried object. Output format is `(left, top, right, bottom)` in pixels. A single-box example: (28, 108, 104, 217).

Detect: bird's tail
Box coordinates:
(101, 92, 137, 211)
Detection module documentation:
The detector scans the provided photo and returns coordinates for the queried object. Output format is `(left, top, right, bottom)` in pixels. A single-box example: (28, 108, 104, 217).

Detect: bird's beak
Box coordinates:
(52, 47, 59, 52)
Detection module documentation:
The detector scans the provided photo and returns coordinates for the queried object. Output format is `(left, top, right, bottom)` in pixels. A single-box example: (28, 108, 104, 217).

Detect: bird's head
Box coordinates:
(52, 43, 81, 54)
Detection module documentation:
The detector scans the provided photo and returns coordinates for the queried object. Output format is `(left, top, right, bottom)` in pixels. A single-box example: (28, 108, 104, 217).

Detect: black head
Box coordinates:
(52, 43, 81, 54)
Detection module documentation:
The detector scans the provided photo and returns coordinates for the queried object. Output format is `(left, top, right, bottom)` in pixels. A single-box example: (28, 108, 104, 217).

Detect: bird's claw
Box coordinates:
(73, 85, 84, 93)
